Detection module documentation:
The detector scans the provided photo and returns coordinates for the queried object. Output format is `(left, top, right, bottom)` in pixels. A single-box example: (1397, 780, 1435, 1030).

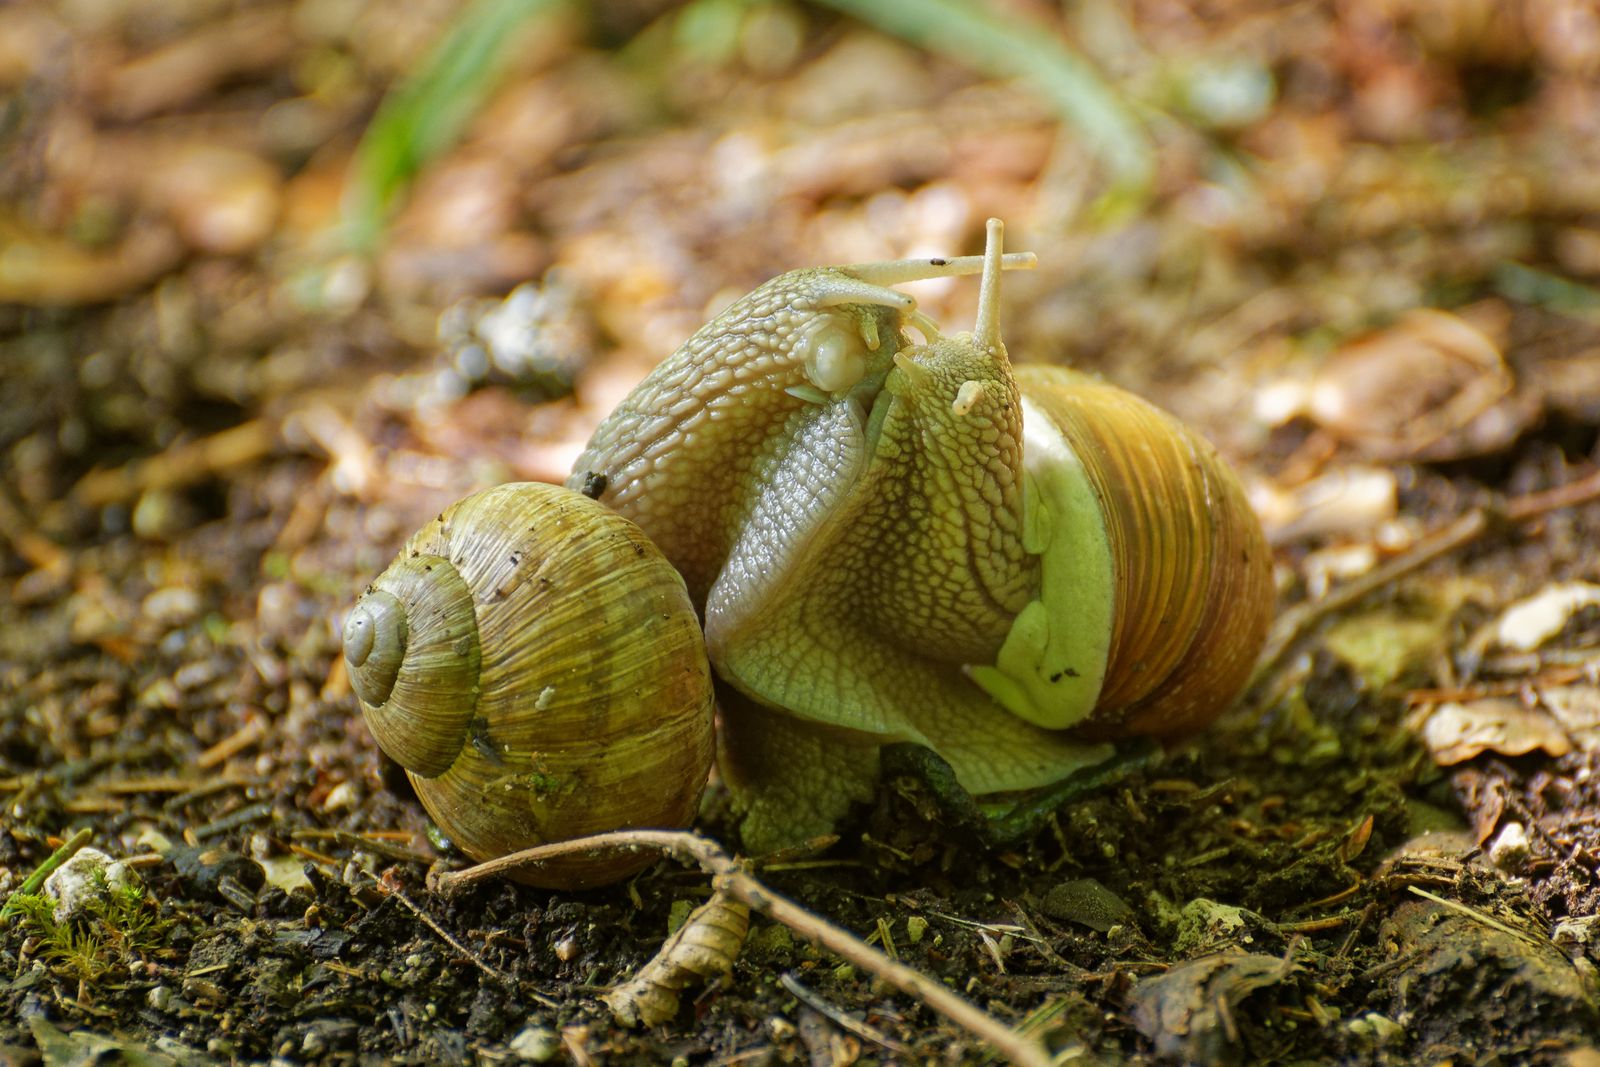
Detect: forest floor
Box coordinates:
(5, 1, 1600, 1063)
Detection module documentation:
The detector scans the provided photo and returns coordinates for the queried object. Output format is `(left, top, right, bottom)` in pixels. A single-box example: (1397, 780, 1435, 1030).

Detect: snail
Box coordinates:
(347, 219, 1275, 878)
(343, 481, 716, 888)
(568, 219, 1274, 854)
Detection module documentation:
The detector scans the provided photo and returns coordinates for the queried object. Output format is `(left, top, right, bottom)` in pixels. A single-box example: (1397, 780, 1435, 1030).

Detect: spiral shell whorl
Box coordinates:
(348, 555, 482, 779)
(343, 589, 405, 705)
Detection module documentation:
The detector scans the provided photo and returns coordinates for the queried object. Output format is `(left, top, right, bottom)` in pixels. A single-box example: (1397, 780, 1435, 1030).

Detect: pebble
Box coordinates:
(1487, 821, 1531, 872)
(508, 1026, 561, 1063)
(321, 780, 361, 812)
(43, 846, 142, 921)
(141, 586, 201, 627)
(1041, 878, 1136, 933)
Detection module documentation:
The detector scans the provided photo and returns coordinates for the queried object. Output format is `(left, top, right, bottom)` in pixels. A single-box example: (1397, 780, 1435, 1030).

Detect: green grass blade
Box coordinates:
(1495, 261, 1600, 320)
(0, 827, 92, 925)
(812, 0, 1152, 192)
(343, 0, 562, 251)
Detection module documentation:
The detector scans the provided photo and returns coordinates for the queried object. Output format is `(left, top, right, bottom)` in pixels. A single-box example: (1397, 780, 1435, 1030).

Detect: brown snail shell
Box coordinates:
(1013, 365, 1275, 739)
(344, 482, 716, 888)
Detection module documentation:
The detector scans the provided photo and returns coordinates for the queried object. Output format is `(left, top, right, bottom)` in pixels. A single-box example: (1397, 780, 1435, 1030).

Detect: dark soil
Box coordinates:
(5, 1, 1600, 1064)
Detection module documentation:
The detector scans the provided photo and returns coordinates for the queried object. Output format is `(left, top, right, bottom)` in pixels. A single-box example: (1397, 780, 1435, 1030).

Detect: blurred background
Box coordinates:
(8, 2, 1600, 1060)
(6, 0, 1600, 551)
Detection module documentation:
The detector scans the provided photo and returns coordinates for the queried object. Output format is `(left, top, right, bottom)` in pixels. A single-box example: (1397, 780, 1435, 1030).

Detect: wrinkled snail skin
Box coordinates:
(571, 220, 1275, 854)
(565, 253, 1037, 605)
(344, 482, 716, 888)
(349, 221, 1275, 876)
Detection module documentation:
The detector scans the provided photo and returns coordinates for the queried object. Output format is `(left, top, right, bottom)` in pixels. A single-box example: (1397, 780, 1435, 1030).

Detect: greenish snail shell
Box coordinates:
(345, 482, 716, 888)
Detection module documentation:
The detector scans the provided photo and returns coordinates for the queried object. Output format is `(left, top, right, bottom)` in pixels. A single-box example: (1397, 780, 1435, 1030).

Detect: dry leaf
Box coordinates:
(1492, 581, 1600, 652)
(1421, 699, 1572, 765)
(602, 890, 750, 1027)
(1323, 609, 1449, 689)
(1251, 465, 1398, 544)
(1275, 306, 1533, 461)
(1130, 953, 1299, 1063)
(1537, 685, 1600, 750)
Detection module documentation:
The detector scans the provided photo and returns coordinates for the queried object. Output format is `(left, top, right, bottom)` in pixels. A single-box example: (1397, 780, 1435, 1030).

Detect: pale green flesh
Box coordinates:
(967, 395, 1114, 729)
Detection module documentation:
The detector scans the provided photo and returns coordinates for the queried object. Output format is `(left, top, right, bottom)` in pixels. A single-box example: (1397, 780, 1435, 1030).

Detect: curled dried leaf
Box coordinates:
(1278, 305, 1530, 462)
(1252, 465, 1398, 545)
(1537, 685, 1600, 751)
(1130, 952, 1300, 1063)
(1420, 698, 1571, 765)
(602, 888, 751, 1028)
(1492, 581, 1600, 652)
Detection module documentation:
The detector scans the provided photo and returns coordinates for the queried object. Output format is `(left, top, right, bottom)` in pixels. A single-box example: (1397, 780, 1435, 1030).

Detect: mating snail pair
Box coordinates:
(343, 220, 1275, 888)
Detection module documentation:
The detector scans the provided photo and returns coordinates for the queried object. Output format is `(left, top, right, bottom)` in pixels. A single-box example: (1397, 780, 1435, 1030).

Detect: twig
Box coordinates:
(1405, 886, 1543, 947)
(370, 875, 558, 1005)
(0, 828, 93, 925)
(780, 971, 909, 1055)
(333, 830, 436, 866)
(1503, 465, 1600, 523)
(431, 830, 1055, 1067)
(188, 800, 274, 841)
(1250, 508, 1491, 701)
(72, 419, 278, 507)
(197, 716, 268, 770)
(1004, 900, 1084, 974)
(1276, 911, 1360, 934)
(163, 777, 259, 812)
(97, 777, 199, 794)
(0, 486, 69, 576)
(1252, 464, 1600, 703)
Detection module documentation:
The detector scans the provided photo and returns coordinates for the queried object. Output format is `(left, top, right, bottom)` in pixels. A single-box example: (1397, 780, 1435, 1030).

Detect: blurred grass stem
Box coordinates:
(813, 0, 1152, 192)
(343, 0, 561, 252)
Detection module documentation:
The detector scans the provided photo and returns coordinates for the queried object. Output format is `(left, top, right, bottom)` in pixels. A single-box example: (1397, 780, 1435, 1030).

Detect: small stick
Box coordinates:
(780, 971, 909, 1054)
(1247, 509, 1490, 701)
(333, 830, 436, 866)
(73, 419, 277, 507)
(0, 487, 69, 576)
(1406, 885, 1543, 947)
(163, 776, 260, 812)
(1504, 465, 1600, 523)
(1276, 912, 1358, 934)
(188, 800, 274, 841)
(432, 830, 1054, 1067)
(97, 776, 199, 794)
(370, 875, 559, 1006)
(197, 716, 268, 770)
(1005, 900, 1083, 974)
(0, 828, 93, 924)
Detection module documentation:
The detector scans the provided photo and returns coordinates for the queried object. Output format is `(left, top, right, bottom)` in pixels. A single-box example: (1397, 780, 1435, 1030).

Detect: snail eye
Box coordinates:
(800, 320, 869, 395)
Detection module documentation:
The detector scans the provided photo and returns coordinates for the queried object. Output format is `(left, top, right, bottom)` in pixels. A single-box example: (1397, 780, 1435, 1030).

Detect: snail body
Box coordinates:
(571, 221, 1273, 853)
(348, 221, 1275, 876)
(344, 482, 715, 888)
